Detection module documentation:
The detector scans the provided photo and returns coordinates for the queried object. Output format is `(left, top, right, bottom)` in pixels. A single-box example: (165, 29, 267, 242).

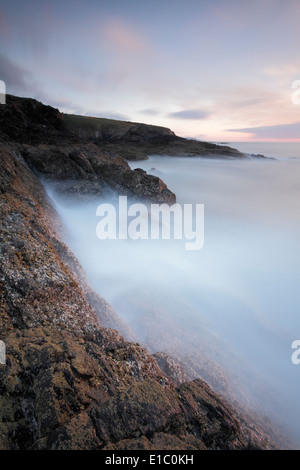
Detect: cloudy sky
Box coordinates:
(0, 0, 299, 141)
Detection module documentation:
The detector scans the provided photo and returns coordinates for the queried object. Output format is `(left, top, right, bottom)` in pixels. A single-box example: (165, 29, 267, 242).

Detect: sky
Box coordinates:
(0, 0, 299, 141)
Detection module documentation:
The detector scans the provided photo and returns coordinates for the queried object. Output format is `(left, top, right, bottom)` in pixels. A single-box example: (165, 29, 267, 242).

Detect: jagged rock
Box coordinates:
(20, 143, 176, 204)
(152, 352, 191, 386)
(0, 95, 66, 144)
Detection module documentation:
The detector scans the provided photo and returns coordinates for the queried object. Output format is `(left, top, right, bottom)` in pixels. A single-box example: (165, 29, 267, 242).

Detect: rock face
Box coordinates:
(62, 112, 246, 161)
(21, 144, 176, 203)
(0, 96, 176, 204)
(0, 95, 282, 450)
(64, 114, 176, 145)
(0, 95, 66, 145)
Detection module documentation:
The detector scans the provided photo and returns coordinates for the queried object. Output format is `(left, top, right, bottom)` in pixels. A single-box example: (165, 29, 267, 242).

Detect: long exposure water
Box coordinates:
(47, 142, 300, 445)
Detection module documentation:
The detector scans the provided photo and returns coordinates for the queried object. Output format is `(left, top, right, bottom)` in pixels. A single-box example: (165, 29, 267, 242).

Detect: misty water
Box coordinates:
(47, 142, 300, 445)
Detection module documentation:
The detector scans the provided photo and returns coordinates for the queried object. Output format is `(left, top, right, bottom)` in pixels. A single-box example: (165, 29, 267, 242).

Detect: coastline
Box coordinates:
(0, 95, 296, 450)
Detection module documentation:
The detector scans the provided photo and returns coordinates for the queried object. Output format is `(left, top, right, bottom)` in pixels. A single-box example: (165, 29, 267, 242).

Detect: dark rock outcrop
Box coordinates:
(0, 96, 176, 203)
(0, 95, 67, 145)
(20, 143, 176, 203)
(62, 112, 246, 161)
(0, 95, 264, 165)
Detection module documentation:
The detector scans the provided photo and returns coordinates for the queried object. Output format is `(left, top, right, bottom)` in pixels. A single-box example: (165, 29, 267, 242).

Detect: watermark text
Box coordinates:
(291, 80, 300, 105)
(291, 340, 300, 364)
(0, 80, 6, 105)
(0, 340, 6, 365)
(96, 196, 204, 251)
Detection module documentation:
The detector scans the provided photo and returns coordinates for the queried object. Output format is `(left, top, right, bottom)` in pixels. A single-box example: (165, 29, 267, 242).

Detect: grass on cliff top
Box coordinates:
(63, 113, 135, 133)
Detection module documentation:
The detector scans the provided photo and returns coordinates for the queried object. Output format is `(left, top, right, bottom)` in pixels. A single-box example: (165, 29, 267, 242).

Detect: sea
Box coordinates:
(48, 141, 300, 446)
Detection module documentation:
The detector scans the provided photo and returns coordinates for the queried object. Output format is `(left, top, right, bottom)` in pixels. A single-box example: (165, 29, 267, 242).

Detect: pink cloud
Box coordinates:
(102, 19, 152, 56)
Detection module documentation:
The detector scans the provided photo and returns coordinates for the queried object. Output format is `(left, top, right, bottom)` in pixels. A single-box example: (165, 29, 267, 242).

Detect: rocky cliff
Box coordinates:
(0, 94, 247, 163)
(62, 111, 246, 161)
(0, 95, 284, 450)
(0, 95, 176, 204)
